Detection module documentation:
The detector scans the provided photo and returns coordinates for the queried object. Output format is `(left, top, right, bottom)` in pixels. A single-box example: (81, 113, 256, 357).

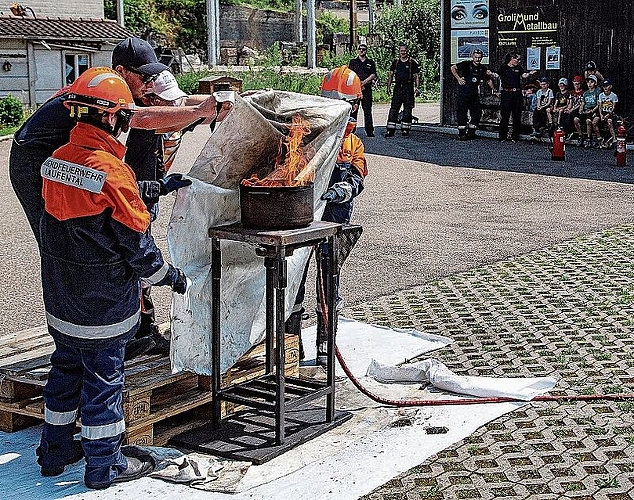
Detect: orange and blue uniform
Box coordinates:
(39, 121, 178, 487)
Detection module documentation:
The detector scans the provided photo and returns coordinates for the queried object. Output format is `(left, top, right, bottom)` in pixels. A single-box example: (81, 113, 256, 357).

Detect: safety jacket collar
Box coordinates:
(68, 122, 127, 160)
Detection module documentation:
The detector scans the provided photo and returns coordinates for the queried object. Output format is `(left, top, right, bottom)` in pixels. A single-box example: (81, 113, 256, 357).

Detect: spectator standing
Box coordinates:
(548, 78, 570, 130)
(385, 44, 420, 137)
(596, 79, 618, 148)
(530, 76, 554, 138)
(497, 52, 537, 142)
(450, 48, 498, 140)
(574, 74, 601, 148)
(348, 44, 377, 137)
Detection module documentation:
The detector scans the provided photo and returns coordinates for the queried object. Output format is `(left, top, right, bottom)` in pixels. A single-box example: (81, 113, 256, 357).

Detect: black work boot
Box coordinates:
(124, 336, 156, 361)
(285, 306, 306, 360)
(384, 129, 395, 137)
(467, 127, 477, 140)
(458, 127, 468, 140)
(145, 325, 170, 357)
(37, 439, 84, 477)
(316, 314, 328, 366)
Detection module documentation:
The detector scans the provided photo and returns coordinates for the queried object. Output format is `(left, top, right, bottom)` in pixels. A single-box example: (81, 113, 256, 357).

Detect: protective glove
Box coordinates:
(159, 173, 192, 195)
(321, 182, 353, 203)
(171, 268, 187, 294)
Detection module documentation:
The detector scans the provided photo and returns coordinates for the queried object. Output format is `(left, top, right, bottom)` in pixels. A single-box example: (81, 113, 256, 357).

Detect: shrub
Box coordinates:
(0, 95, 24, 127)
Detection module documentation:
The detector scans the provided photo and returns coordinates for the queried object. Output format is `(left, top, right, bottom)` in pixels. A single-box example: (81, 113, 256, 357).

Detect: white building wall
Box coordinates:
(5, 0, 103, 19)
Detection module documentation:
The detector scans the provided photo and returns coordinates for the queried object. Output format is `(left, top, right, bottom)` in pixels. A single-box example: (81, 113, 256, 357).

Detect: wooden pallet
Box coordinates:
(0, 325, 300, 446)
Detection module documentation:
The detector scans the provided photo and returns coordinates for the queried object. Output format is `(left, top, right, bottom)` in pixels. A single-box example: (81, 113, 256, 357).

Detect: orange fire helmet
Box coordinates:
(64, 67, 136, 117)
(320, 65, 362, 102)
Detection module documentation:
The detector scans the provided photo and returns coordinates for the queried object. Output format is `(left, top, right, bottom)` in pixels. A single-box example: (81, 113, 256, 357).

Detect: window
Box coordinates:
(65, 53, 90, 84)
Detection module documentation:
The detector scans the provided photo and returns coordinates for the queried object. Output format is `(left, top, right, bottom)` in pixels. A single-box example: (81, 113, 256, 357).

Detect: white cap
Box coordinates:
(145, 70, 187, 101)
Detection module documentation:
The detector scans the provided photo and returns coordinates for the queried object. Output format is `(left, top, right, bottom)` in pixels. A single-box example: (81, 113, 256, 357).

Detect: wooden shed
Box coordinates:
(0, 16, 131, 107)
(198, 75, 243, 95)
(441, 0, 634, 127)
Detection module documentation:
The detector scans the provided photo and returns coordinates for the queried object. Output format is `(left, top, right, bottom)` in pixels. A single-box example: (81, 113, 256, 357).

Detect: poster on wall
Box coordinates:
(450, 0, 490, 29)
(497, 6, 559, 49)
(545, 47, 561, 70)
(526, 47, 541, 71)
(450, 29, 489, 64)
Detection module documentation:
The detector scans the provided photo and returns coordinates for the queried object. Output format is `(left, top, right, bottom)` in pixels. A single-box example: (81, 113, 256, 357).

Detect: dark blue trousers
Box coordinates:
(40, 327, 134, 486)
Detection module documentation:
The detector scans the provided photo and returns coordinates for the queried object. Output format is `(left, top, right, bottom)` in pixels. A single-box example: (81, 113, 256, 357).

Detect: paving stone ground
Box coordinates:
(349, 224, 634, 500)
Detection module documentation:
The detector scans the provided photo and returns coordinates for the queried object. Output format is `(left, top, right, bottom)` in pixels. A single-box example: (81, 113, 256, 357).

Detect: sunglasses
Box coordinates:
(358, 47, 367, 51)
(125, 67, 159, 85)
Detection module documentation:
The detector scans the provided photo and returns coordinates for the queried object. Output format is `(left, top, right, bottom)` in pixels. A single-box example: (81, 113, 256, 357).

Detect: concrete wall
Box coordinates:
(3, 0, 103, 18)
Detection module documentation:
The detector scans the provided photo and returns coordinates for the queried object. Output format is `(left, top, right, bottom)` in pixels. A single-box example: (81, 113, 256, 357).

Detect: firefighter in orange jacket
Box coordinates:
(37, 68, 187, 489)
(288, 65, 368, 364)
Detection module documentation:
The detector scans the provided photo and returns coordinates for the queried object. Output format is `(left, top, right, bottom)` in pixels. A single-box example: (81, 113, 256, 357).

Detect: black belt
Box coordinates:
(502, 87, 520, 92)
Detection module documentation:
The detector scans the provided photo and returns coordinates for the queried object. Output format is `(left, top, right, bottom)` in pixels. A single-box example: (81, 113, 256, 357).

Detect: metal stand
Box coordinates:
(170, 221, 352, 464)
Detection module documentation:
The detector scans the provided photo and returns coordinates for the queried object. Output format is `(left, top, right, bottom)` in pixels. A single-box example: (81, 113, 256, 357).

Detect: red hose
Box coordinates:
(314, 247, 634, 407)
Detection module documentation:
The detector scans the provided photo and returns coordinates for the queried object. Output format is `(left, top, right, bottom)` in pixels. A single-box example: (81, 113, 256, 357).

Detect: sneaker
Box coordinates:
(37, 440, 84, 477)
(604, 137, 615, 148)
(124, 336, 156, 361)
(401, 130, 410, 136)
(85, 456, 154, 490)
(384, 130, 395, 137)
(584, 140, 593, 149)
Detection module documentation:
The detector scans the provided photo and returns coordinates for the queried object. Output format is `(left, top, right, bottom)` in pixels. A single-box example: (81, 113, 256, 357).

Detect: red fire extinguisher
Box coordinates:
(616, 125, 627, 167)
(551, 127, 565, 161)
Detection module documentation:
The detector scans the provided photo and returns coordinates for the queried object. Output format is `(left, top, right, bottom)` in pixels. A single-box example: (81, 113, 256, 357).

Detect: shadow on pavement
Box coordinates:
(362, 126, 634, 184)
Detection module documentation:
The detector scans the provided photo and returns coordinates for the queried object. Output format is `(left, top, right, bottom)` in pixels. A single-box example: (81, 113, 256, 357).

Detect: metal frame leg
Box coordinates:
(273, 250, 287, 444)
(264, 256, 275, 374)
(211, 237, 222, 430)
(326, 234, 338, 423)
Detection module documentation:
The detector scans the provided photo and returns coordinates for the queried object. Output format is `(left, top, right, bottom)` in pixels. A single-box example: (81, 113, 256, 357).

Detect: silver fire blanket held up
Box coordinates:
(167, 91, 350, 375)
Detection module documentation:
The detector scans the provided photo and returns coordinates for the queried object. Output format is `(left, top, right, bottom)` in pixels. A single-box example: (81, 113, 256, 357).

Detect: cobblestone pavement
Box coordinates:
(350, 224, 634, 500)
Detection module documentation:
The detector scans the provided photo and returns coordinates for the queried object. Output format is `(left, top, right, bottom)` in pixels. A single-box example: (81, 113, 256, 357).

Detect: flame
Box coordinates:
(241, 114, 314, 187)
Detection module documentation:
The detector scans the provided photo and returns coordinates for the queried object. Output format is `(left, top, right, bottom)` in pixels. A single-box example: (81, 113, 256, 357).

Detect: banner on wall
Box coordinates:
(497, 6, 559, 48)
(450, 29, 490, 64)
(450, 0, 490, 29)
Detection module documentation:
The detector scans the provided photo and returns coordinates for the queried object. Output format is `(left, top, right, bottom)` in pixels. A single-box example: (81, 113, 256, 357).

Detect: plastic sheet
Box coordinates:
(167, 91, 350, 374)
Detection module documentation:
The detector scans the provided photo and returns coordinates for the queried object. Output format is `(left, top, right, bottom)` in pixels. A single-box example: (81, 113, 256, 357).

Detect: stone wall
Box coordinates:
(221, 5, 302, 50)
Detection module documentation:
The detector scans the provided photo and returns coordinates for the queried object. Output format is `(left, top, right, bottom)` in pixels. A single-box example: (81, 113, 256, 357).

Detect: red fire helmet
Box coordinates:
(320, 65, 362, 102)
(64, 67, 136, 114)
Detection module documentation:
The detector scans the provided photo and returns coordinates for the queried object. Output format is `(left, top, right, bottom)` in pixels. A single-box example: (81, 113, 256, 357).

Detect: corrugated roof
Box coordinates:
(0, 16, 132, 42)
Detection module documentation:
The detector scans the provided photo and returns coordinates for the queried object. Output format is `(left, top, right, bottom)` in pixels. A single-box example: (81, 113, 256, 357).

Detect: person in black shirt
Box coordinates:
(348, 44, 377, 137)
(497, 52, 537, 142)
(385, 44, 420, 137)
(450, 48, 498, 140)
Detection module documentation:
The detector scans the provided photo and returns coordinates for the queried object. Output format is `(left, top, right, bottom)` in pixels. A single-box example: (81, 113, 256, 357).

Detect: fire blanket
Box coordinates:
(167, 91, 350, 374)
